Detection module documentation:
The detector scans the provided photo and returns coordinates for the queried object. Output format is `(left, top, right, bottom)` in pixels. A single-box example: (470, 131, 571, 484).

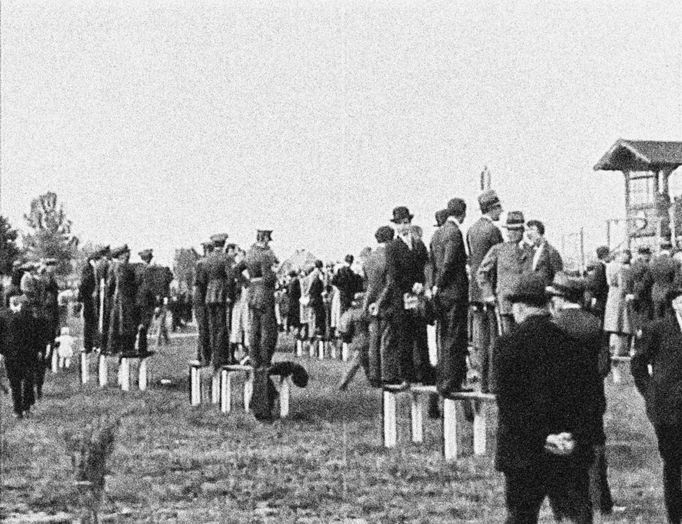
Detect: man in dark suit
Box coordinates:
(193, 241, 213, 364)
(648, 241, 677, 320)
(383, 206, 432, 385)
(431, 198, 469, 395)
(494, 273, 599, 524)
(77, 248, 106, 354)
(632, 286, 682, 524)
(586, 246, 610, 323)
(363, 225, 395, 387)
(526, 220, 563, 286)
(195, 233, 234, 368)
(467, 189, 504, 393)
(332, 254, 363, 315)
(630, 246, 653, 330)
(547, 272, 616, 516)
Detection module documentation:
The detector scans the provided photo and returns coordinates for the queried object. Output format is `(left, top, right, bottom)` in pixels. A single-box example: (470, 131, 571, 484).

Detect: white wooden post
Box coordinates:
(308, 340, 315, 357)
(220, 369, 231, 413)
(383, 390, 398, 448)
(98, 354, 108, 387)
(189, 361, 201, 406)
(473, 400, 487, 455)
(342, 342, 350, 361)
(296, 339, 303, 357)
(244, 372, 253, 412)
(331, 340, 338, 359)
(80, 352, 89, 385)
(120, 358, 130, 391)
(211, 371, 220, 404)
(51, 348, 59, 373)
(279, 376, 291, 418)
(410, 390, 424, 444)
(139, 358, 148, 391)
(442, 398, 458, 460)
(317, 339, 325, 360)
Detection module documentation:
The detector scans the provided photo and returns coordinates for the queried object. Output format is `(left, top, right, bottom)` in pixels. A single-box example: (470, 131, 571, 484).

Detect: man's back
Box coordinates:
(431, 220, 468, 304)
(467, 217, 503, 303)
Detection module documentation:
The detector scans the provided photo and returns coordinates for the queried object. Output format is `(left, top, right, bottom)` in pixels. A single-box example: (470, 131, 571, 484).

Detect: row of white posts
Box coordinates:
(76, 352, 151, 391)
(188, 361, 291, 418)
(295, 338, 351, 361)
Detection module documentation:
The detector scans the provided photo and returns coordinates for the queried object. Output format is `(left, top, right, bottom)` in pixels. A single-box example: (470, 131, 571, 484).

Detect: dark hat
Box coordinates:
(596, 246, 610, 259)
(201, 240, 213, 248)
(375, 225, 395, 243)
(546, 272, 585, 303)
(210, 233, 229, 246)
(507, 273, 548, 307)
(478, 189, 502, 213)
(446, 198, 467, 216)
(257, 229, 273, 241)
(390, 206, 414, 223)
(434, 209, 449, 227)
(344, 254, 354, 264)
(138, 249, 153, 259)
(637, 246, 652, 255)
(111, 244, 130, 258)
(503, 211, 525, 230)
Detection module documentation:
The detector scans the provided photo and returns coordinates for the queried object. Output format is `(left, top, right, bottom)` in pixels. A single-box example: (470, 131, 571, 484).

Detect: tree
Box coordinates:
(23, 191, 79, 276)
(0, 215, 22, 275)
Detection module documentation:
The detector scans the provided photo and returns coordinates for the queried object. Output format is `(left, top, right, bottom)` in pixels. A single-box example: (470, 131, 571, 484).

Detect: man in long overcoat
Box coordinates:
(193, 241, 213, 363)
(78, 249, 106, 354)
(466, 189, 504, 392)
(648, 242, 677, 320)
(106, 245, 138, 355)
(431, 198, 469, 395)
(477, 211, 533, 335)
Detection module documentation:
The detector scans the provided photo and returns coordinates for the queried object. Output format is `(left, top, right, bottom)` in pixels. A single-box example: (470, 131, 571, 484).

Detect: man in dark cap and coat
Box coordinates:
(78, 248, 106, 354)
(430, 197, 470, 395)
(630, 246, 653, 330)
(332, 254, 363, 315)
(648, 240, 677, 320)
(477, 211, 534, 337)
(193, 241, 213, 364)
(585, 246, 611, 324)
(382, 206, 433, 385)
(94, 246, 112, 352)
(106, 245, 139, 355)
(466, 189, 504, 393)
(493, 273, 600, 523)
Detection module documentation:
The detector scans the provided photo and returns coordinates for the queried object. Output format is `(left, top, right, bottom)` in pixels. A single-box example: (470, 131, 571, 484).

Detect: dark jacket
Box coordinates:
(430, 219, 469, 307)
(234, 244, 278, 311)
(196, 251, 232, 305)
(466, 216, 503, 304)
(332, 265, 362, 310)
(532, 241, 563, 286)
(493, 313, 600, 472)
(649, 254, 677, 306)
(0, 308, 41, 363)
(632, 315, 682, 426)
(586, 261, 609, 318)
(477, 241, 533, 315)
(630, 258, 653, 322)
(384, 236, 429, 317)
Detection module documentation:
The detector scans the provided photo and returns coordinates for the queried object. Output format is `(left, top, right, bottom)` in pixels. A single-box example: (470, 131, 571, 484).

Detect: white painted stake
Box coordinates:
(296, 339, 303, 357)
(309, 341, 315, 357)
(342, 342, 350, 362)
(244, 373, 253, 412)
(220, 369, 231, 413)
(443, 398, 458, 460)
(80, 353, 89, 385)
(383, 390, 398, 448)
(612, 361, 623, 384)
(410, 391, 424, 444)
(190, 364, 201, 406)
(139, 358, 148, 391)
(331, 341, 338, 359)
(473, 401, 487, 455)
(279, 376, 291, 418)
(318, 339, 325, 359)
(51, 348, 59, 373)
(211, 371, 220, 404)
(120, 358, 130, 391)
(98, 355, 108, 387)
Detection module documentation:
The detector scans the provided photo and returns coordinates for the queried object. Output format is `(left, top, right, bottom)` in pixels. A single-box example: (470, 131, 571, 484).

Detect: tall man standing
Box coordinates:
(78, 250, 103, 354)
(466, 189, 504, 393)
(383, 206, 432, 385)
(526, 219, 563, 285)
(194, 241, 213, 364)
(477, 211, 533, 336)
(106, 245, 138, 355)
(431, 198, 469, 395)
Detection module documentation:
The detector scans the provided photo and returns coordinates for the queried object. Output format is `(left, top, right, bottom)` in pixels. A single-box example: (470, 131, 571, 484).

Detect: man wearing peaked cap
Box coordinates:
(210, 233, 229, 248)
(138, 249, 153, 262)
(105, 243, 138, 355)
(547, 271, 616, 516)
(466, 189, 504, 393)
(431, 197, 470, 395)
(476, 211, 533, 338)
(493, 272, 599, 523)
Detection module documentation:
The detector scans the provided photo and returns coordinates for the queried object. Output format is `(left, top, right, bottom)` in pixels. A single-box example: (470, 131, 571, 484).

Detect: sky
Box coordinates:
(2, 0, 681, 267)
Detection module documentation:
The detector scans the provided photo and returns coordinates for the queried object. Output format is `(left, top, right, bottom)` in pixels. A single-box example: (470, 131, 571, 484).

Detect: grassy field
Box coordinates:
(0, 326, 668, 523)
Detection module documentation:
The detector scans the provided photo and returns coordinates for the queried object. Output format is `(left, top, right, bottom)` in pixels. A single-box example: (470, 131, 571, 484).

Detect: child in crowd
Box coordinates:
(54, 327, 75, 369)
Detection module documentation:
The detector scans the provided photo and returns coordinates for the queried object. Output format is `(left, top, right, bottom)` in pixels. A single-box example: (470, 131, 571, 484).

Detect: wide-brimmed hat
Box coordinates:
(111, 244, 130, 258)
(434, 209, 449, 227)
(507, 273, 548, 307)
(546, 272, 585, 303)
(502, 211, 525, 230)
(210, 233, 229, 246)
(390, 206, 414, 223)
(478, 189, 502, 213)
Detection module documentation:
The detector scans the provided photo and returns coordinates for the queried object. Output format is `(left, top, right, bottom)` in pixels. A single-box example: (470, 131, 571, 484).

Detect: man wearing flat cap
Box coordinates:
(383, 206, 433, 385)
(466, 189, 504, 392)
(547, 272, 616, 516)
(195, 233, 234, 367)
(430, 198, 470, 394)
(363, 225, 396, 387)
(477, 211, 533, 337)
(106, 245, 139, 355)
(493, 273, 600, 523)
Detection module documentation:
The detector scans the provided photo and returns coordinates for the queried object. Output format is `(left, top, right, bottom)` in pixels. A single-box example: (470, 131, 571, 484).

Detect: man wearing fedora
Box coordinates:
(477, 211, 533, 337)
(466, 189, 504, 393)
(494, 273, 599, 524)
(547, 272, 617, 516)
(106, 245, 139, 355)
(195, 233, 234, 368)
(431, 198, 470, 395)
(383, 206, 433, 385)
(632, 285, 682, 524)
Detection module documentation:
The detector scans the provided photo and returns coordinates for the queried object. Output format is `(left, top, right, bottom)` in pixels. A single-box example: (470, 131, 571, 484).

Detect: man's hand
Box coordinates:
(544, 432, 576, 456)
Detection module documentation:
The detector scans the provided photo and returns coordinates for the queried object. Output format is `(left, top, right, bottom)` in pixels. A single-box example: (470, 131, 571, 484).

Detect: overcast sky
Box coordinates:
(2, 0, 681, 266)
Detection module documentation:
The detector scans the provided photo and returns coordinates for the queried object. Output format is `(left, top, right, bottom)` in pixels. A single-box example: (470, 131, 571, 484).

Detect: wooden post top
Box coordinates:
(384, 383, 497, 401)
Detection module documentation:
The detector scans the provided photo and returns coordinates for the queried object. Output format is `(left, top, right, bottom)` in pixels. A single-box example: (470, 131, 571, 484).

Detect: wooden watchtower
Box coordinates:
(594, 139, 682, 249)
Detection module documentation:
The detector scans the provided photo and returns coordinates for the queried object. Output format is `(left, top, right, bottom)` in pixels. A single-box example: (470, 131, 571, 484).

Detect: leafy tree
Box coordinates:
(23, 191, 79, 276)
(0, 215, 22, 275)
